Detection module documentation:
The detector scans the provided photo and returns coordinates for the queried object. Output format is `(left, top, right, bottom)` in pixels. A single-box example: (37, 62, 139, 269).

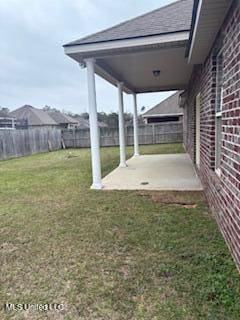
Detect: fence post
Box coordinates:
(152, 124, 155, 144)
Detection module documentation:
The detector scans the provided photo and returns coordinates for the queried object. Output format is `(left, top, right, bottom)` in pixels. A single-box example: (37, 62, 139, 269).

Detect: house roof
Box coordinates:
(142, 91, 183, 117)
(74, 117, 90, 129)
(47, 111, 78, 124)
(64, 0, 193, 47)
(74, 116, 108, 129)
(9, 105, 57, 126)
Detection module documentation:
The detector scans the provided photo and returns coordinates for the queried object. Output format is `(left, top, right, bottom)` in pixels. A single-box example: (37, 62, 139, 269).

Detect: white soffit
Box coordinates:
(188, 0, 233, 64)
(64, 32, 192, 94)
(96, 46, 193, 94)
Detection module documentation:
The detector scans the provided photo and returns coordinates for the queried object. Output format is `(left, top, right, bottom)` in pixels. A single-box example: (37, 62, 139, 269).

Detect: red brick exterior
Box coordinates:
(183, 2, 240, 269)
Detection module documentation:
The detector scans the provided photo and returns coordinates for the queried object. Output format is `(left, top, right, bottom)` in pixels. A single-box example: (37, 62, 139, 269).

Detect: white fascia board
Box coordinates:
(188, 0, 203, 64)
(142, 113, 183, 118)
(188, 0, 233, 64)
(64, 31, 189, 55)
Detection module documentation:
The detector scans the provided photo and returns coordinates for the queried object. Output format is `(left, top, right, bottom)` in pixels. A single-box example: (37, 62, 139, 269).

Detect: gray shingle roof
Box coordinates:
(64, 0, 193, 47)
(47, 111, 78, 124)
(74, 117, 90, 129)
(143, 92, 183, 117)
(74, 117, 108, 129)
(10, 105, 57, 126)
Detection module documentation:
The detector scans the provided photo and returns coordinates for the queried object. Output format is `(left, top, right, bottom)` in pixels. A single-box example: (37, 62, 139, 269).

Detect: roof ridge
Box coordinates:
(64, 0, 189, 46)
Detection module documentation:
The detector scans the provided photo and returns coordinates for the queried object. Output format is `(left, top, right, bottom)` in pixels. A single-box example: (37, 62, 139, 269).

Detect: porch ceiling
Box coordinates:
(64, 34, 193, 94)
(97, 45, 193, 94)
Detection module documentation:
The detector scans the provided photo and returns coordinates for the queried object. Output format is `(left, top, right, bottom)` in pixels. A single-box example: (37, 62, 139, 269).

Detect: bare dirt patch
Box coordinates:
(139, 190, 207, 208)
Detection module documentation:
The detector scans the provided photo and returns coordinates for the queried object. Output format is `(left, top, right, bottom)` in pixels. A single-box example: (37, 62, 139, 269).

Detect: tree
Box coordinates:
(81, 112, 89, 120)
(96, 112, 133, 127)
(0, 107, 10, 117)
(105, 112, 118, 127)
(43, 105, 59, 112)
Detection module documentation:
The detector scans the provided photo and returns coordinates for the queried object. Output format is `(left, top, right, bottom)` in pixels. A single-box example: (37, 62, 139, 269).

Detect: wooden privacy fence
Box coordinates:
(0, 128, 62, 160)
(0, 123, 183, 160)
(62, 122, 183, 148)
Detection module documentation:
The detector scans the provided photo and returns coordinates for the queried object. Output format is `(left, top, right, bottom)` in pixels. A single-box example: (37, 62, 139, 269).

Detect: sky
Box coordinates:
(0, 0, 176, 115)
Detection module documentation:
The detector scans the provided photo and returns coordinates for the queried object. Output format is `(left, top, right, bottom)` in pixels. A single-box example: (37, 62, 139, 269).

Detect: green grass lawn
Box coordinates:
(0, 143, 239, 320)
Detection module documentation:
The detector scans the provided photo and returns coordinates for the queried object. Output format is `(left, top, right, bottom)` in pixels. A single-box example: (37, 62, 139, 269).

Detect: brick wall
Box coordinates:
(183, 2, 240, 270)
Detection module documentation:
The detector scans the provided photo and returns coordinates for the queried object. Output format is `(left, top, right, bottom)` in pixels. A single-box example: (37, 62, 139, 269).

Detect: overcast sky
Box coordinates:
(0, 0, 176, 114)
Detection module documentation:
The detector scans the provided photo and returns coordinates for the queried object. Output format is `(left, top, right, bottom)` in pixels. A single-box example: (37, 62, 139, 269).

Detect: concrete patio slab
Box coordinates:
(102, 154, 203, 191)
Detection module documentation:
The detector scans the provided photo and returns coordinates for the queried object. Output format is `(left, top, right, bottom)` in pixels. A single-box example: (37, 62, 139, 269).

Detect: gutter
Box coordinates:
(185, 0, 200, 58)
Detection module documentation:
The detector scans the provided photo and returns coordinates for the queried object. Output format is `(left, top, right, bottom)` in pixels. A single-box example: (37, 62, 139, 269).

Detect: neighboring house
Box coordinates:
(9, 106, 107, 130)
(125, 116, 145, 127)
(0, 109, 16, 129)
(74, 116, 108, 129)
(142, 92, 183, 124)
(47, 111, 78, 129)
(74, 116, 90, 129)
(10, 105, 58, 129)
(0, 117, 15, 129)
(64, 0, 240, 270)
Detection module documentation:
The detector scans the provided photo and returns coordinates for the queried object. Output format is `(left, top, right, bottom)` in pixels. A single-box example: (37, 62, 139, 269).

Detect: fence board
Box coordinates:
(0, 123, 183, 160)
(0, 128, 62, 160)
(62, 123, 183, 148)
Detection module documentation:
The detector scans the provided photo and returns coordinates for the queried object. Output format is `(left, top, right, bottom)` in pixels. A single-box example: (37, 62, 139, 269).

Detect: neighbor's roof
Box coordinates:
(74, 116, 108, 129)
(10, 105, 57, 126)
(143, 92, 183, 117)
(64, 0, 193, 47)
(47, 111, 78, 124)
(74, 116, 90, 129)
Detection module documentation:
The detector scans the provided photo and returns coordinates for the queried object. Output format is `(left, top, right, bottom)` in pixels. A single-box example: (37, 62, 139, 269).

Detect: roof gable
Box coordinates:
(143, 91, 183, 117)
(64, 0, 193, 47)
(10, 105, 57, 126)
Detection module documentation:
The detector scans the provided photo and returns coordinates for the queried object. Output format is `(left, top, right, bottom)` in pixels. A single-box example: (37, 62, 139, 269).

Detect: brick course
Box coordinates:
(183, 2, 240, 269)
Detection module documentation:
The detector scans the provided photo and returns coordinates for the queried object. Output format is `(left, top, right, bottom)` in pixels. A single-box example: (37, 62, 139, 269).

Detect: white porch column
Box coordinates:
(133, 93, 140, 156)
(117, 82, 127, 167)
(85, 58, 102, 189)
